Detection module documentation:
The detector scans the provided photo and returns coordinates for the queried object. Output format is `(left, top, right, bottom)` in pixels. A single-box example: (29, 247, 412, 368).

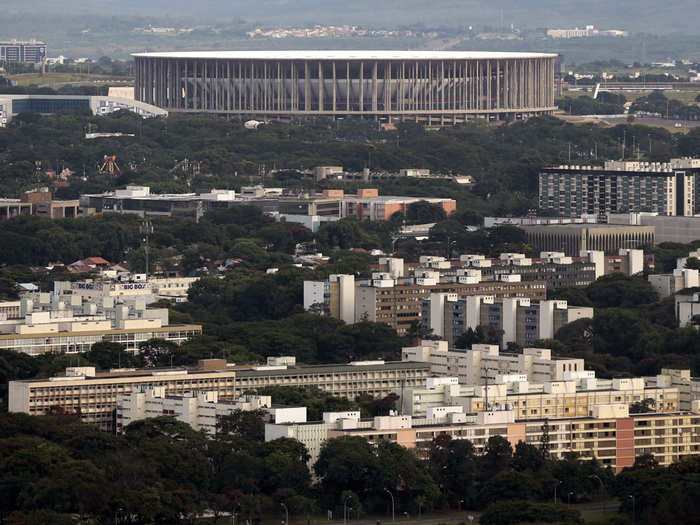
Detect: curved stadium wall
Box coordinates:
(133, 51, 557, 124)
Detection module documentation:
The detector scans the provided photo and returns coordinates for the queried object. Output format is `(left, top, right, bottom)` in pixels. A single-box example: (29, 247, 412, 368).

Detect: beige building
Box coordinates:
(0, 323, 202, 356)
(9, 359, 237, 431)
(522, 224, 656, 257)
(235, 360, 431, 399)
(268, 404, 700, 472)
(397, 373, 679, 419)
(354, 278, 547, 335)
(403, 343, 585, 385)
(10, 360, 431, 432)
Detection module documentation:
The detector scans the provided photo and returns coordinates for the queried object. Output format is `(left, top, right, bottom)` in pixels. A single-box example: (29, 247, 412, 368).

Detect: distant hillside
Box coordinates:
(2, 0, 699, 34)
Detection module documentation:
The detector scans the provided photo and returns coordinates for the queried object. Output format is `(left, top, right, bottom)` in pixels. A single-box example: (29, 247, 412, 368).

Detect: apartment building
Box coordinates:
(675, 291, 700, 328)
(0, 292, 200, 355)
(402, 343, 584, 385)
(304, 272, 547, 335)
(649, 269, 700, 299)
(9, 360, 238, 431)
(116, 390, 306, 434)
(235, 360, 432, 399)
(397, 373, 679, 419)
(646, 368, 700, 411)
(422, 294, 593, 348)
(267, 403, 700, 472)
(539, 159, 699, 217)
(9, 359, 430, 431)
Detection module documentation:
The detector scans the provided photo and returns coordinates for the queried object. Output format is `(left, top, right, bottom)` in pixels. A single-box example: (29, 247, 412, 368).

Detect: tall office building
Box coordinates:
(0, 40, 46, 64)
(539, 159, 699, 217)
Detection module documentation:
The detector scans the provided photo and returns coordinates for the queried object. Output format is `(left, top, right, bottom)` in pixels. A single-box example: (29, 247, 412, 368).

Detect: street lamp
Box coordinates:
(139, 219, 154, 278)
(629, 495, 635, 523)
(567, 492, 574, 508)
(281, 502, 289, 525)
(553, 479, 562, 505)
(384, 488, 395, 522)
(588, 474, 604, 494)
(344, 497, 352, 525)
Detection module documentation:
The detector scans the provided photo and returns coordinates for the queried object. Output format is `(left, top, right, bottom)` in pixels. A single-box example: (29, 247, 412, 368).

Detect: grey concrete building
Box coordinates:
(133, 51, 557, 124)
(522, 224, 655, 256)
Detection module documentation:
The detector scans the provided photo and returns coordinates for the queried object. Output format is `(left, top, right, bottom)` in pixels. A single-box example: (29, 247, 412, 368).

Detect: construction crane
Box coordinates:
(99, 155, 122, 176)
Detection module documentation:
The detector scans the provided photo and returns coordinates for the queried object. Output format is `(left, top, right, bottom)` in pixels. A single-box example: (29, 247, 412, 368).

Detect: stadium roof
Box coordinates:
(132, 50, 558, 60)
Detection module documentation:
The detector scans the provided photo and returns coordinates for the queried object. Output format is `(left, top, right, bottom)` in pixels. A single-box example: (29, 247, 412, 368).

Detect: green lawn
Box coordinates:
(7, 72, 132, 87)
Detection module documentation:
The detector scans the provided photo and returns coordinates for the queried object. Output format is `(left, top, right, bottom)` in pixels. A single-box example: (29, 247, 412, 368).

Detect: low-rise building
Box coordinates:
(522, 224, 655, 256)
(9, 359, 431, 431)
(0, 292, 201, 355)
(235, 360, 432, 399)
(54, 275, 199, 304)
(9, 359, 237, 431)
(80, 186, 236, 222)
(116, 390, 302, 434)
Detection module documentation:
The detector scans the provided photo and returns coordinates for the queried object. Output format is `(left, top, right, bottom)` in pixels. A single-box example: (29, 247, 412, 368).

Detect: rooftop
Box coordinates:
(132, 51, 557, 60)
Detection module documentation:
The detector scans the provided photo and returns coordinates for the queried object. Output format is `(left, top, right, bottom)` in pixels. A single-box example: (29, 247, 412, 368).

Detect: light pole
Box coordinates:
(629, 495, 635, 523)
(139, 218, 154, 278)
(344, 497, 351, 525)
(281, 503, 288, 525)
(553, 479, 562, 504)
(588, 474, 604, 495)
(384, 488, 395, 522)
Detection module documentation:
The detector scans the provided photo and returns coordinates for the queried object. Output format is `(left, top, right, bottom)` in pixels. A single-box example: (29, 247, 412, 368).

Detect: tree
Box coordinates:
(428, 435, 479, 507)
(83, 341, 135, 370)
(586, 274, 658, 308)
(137, 338, 178, 368)
(630, 398, 656, 413)
(512, 441, 545, 472)
(217, 409, 266, 441)
(454, 325, 504, 348)
(481, 435, 513, 479)
(685, 257, 700, 270)
(406, 201, 447, 224)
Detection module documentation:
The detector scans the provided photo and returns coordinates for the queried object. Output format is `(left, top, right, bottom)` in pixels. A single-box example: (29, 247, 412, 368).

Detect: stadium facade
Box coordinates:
(133, 51, 557, 124)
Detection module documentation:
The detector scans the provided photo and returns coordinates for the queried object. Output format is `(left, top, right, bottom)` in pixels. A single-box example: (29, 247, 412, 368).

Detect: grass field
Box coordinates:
(7, 72, 132, 88)
(564, 87, 700, 105)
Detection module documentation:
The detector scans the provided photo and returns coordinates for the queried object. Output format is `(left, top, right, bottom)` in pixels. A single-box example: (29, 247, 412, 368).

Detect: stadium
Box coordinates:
(133, 51, 557, 124)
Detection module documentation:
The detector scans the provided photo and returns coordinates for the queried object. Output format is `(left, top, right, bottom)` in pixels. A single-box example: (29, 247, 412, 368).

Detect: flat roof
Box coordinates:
(236, 361, 431, 378)
(132, 51, 557, 60)
(0, 323, 202, 340)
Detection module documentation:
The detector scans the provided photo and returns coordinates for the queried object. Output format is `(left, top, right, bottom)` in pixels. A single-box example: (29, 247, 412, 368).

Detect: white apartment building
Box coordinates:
(403, 342, 585, 385)
(116, 389, 306, 434)
(649, 269, 700, 298)
(9, 360, 237, 431)
(0, 292, 199, 355)
(397, 372, 679, 419)
(54, 276, 199, 304)
(267, 404, 700, 473)
(422, 294, 594, 348)
(676, 291, 700, 328)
